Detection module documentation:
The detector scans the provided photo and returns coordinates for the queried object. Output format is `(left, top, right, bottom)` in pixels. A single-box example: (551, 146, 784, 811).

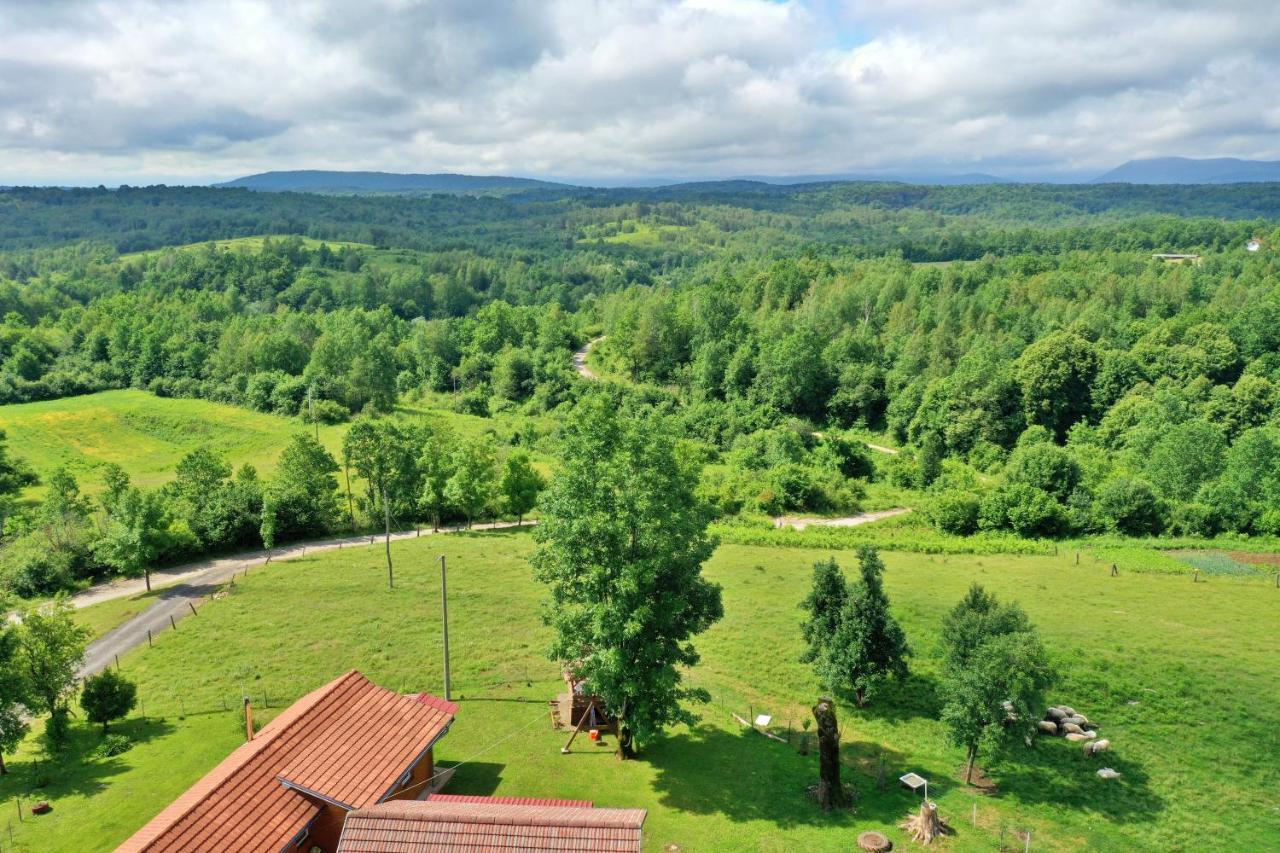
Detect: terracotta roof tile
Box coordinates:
(427, 794, 594, 808)
(118, 671, 455, 853)
(337, 800, 646, 853)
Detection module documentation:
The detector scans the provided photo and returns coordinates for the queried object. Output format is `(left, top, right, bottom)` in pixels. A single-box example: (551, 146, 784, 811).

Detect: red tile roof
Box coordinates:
(337, 800, 646, 853)
(118, 671, 455, 853)
(427, 793, 595, 808)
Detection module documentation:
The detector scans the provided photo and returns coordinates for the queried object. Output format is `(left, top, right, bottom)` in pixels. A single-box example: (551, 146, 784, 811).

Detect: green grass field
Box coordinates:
(118, 235, 372, 260)
(3, 531, 1276, 851)
(0, 389, 554, 500)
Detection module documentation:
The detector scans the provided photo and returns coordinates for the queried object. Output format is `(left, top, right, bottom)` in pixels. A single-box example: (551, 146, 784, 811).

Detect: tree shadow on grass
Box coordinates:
(843, 671, 944, 723)
(645, 724, 918, 829)
(6, 716, 177, 801)
(433, 761, 506, 797)
(990, 743, 1165, 824)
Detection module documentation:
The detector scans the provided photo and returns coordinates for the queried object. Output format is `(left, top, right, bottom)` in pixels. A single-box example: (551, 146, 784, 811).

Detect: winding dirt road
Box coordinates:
(572, 336, 605, 379)
(772, 507, 912, 531)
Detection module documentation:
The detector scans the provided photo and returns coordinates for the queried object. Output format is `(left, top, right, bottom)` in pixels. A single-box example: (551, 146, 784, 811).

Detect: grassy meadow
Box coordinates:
(0, 389, 554, 501)
(2, 530, 1276, 851)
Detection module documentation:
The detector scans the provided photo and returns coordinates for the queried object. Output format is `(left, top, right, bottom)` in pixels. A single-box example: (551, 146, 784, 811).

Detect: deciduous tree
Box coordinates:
(531, 397, 723, 757)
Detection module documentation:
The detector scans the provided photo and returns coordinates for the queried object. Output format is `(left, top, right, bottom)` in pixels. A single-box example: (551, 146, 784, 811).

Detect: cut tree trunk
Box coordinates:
(901, 800, 951, 845)
(617, 725, 636, 760)
(812, 697, 848, 810)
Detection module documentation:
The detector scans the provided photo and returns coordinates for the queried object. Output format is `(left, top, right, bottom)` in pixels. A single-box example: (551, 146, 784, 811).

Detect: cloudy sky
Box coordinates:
(2, 0, 1278, 185)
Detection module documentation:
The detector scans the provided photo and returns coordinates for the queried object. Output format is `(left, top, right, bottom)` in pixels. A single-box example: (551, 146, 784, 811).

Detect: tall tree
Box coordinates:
(16, 601, 89, 749)
(500, 451, 544, 526)
(419, 423, 457, 531)
(799, 558, 848, 677)
(826, 547, 910, 707)
(445, 435, 498, 528)
(343, 418, 421, 587)
(939, 585, 1054, 783)
(0, 622, 30, 775)
(531, 397, 723, 757)
(942, 631, 1055, 784)
(93, 486, 169, 592)
(271, 433, 340, 537)
(1015, 331, 1099, 441)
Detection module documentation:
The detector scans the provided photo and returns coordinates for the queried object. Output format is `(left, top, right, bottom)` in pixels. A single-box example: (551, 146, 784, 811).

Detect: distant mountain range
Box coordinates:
(213, 158, 1280, 195)
(1094, 157, 1280, 184)
(214, 170, 572, 194)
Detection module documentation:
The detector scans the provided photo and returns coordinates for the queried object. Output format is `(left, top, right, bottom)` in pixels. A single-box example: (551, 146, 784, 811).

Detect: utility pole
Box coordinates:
(440, 555, 451, 701)
(382, 482, 393, 589)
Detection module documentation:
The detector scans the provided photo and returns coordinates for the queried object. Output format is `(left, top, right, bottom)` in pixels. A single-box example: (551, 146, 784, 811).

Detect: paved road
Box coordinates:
(572, 336, 605, 379)
(78, 521, 530, 677)
(773, 507, 912, 531)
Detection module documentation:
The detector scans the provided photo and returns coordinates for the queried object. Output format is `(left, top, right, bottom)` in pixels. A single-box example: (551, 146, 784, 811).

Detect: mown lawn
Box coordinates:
(1, 531, 1276, 851)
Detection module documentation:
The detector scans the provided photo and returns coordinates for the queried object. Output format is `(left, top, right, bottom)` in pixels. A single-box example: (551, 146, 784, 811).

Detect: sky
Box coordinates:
(2, 0, 1278, 185)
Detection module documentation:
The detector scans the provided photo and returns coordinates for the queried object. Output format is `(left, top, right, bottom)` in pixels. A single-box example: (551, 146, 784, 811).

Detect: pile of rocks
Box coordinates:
(1037, 705, 1112, 756)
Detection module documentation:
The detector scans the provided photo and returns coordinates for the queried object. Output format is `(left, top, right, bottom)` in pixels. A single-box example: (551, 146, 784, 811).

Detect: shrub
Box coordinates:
(81, 669, 138, 733)
(1004, 442, 1080, 502)
(1254, 508, 1280, 536)
(302, 398, 350, 424)
(978, 484, 1066, 538)
(92, 734, 133, 759)
(1166, 502, 1220, 537)
(924, 491, 981, 535)
(1094, 477, 1165, 536)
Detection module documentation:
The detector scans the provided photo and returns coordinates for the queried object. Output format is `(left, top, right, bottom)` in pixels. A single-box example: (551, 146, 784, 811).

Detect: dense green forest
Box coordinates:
(2, 181, 1279, 598)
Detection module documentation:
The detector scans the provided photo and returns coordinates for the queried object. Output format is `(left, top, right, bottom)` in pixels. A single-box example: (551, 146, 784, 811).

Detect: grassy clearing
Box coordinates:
(0, 390, 556, 501)
(119, 235, 371, 260)
(1, 532, 1276, 851)
(0, 391, 348, 499)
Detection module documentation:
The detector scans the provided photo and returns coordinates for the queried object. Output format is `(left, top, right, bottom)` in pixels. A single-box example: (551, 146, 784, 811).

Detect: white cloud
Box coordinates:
(0, 0, 1277, 183)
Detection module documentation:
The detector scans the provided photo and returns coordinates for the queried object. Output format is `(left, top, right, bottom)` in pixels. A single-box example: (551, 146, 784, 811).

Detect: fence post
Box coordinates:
(147, 629, 153, 647)
(189, 602, 198, 616)
(170, 614, 177, 630)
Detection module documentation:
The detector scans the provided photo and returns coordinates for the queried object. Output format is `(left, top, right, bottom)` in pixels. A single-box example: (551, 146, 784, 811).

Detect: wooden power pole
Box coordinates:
(440, 555, 451, 701)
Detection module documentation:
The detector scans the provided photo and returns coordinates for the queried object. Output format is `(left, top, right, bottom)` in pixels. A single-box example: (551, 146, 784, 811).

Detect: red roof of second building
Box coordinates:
(336, 799, 647, 852)
(117, 671, 455, 853)
(426, 793, 595, 808)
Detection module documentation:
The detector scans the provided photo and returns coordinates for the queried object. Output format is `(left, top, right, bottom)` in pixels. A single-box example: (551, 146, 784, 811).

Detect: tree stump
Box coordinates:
(901, 801, 951, 845)
(858, 830, 893, 852)
(812, 697, 848, 810)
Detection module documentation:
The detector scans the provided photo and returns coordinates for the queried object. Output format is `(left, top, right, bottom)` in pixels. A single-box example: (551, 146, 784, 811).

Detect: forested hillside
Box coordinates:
(1, 182, 1279, 598)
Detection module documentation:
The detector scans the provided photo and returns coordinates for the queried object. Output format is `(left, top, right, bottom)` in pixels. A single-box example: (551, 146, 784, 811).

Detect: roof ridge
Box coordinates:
(118, 670, 367, 852)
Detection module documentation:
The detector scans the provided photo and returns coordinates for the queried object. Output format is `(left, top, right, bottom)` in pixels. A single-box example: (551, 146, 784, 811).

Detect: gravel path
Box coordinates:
(572, 336, 605, 379)
(772, 507, 912, 532)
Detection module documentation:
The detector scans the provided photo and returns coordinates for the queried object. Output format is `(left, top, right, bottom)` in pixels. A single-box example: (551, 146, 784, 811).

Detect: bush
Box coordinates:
(1166, 502, 1220, 537)
(1004, 442, 1080, 502)
(923, 491, 981, 535)
(92, 733, 133, 759)
(302, 398, 350, 424)
(978, 484, 1067, 538)
(81, 669, 139, 733)
(1094, 477, 1165, 536)
(1254, 508, 1280, 536)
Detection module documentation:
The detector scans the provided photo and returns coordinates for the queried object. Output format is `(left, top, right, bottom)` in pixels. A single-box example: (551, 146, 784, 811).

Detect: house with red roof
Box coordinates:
(117, 671, 459, 853)
(336, 794, 647, 852)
